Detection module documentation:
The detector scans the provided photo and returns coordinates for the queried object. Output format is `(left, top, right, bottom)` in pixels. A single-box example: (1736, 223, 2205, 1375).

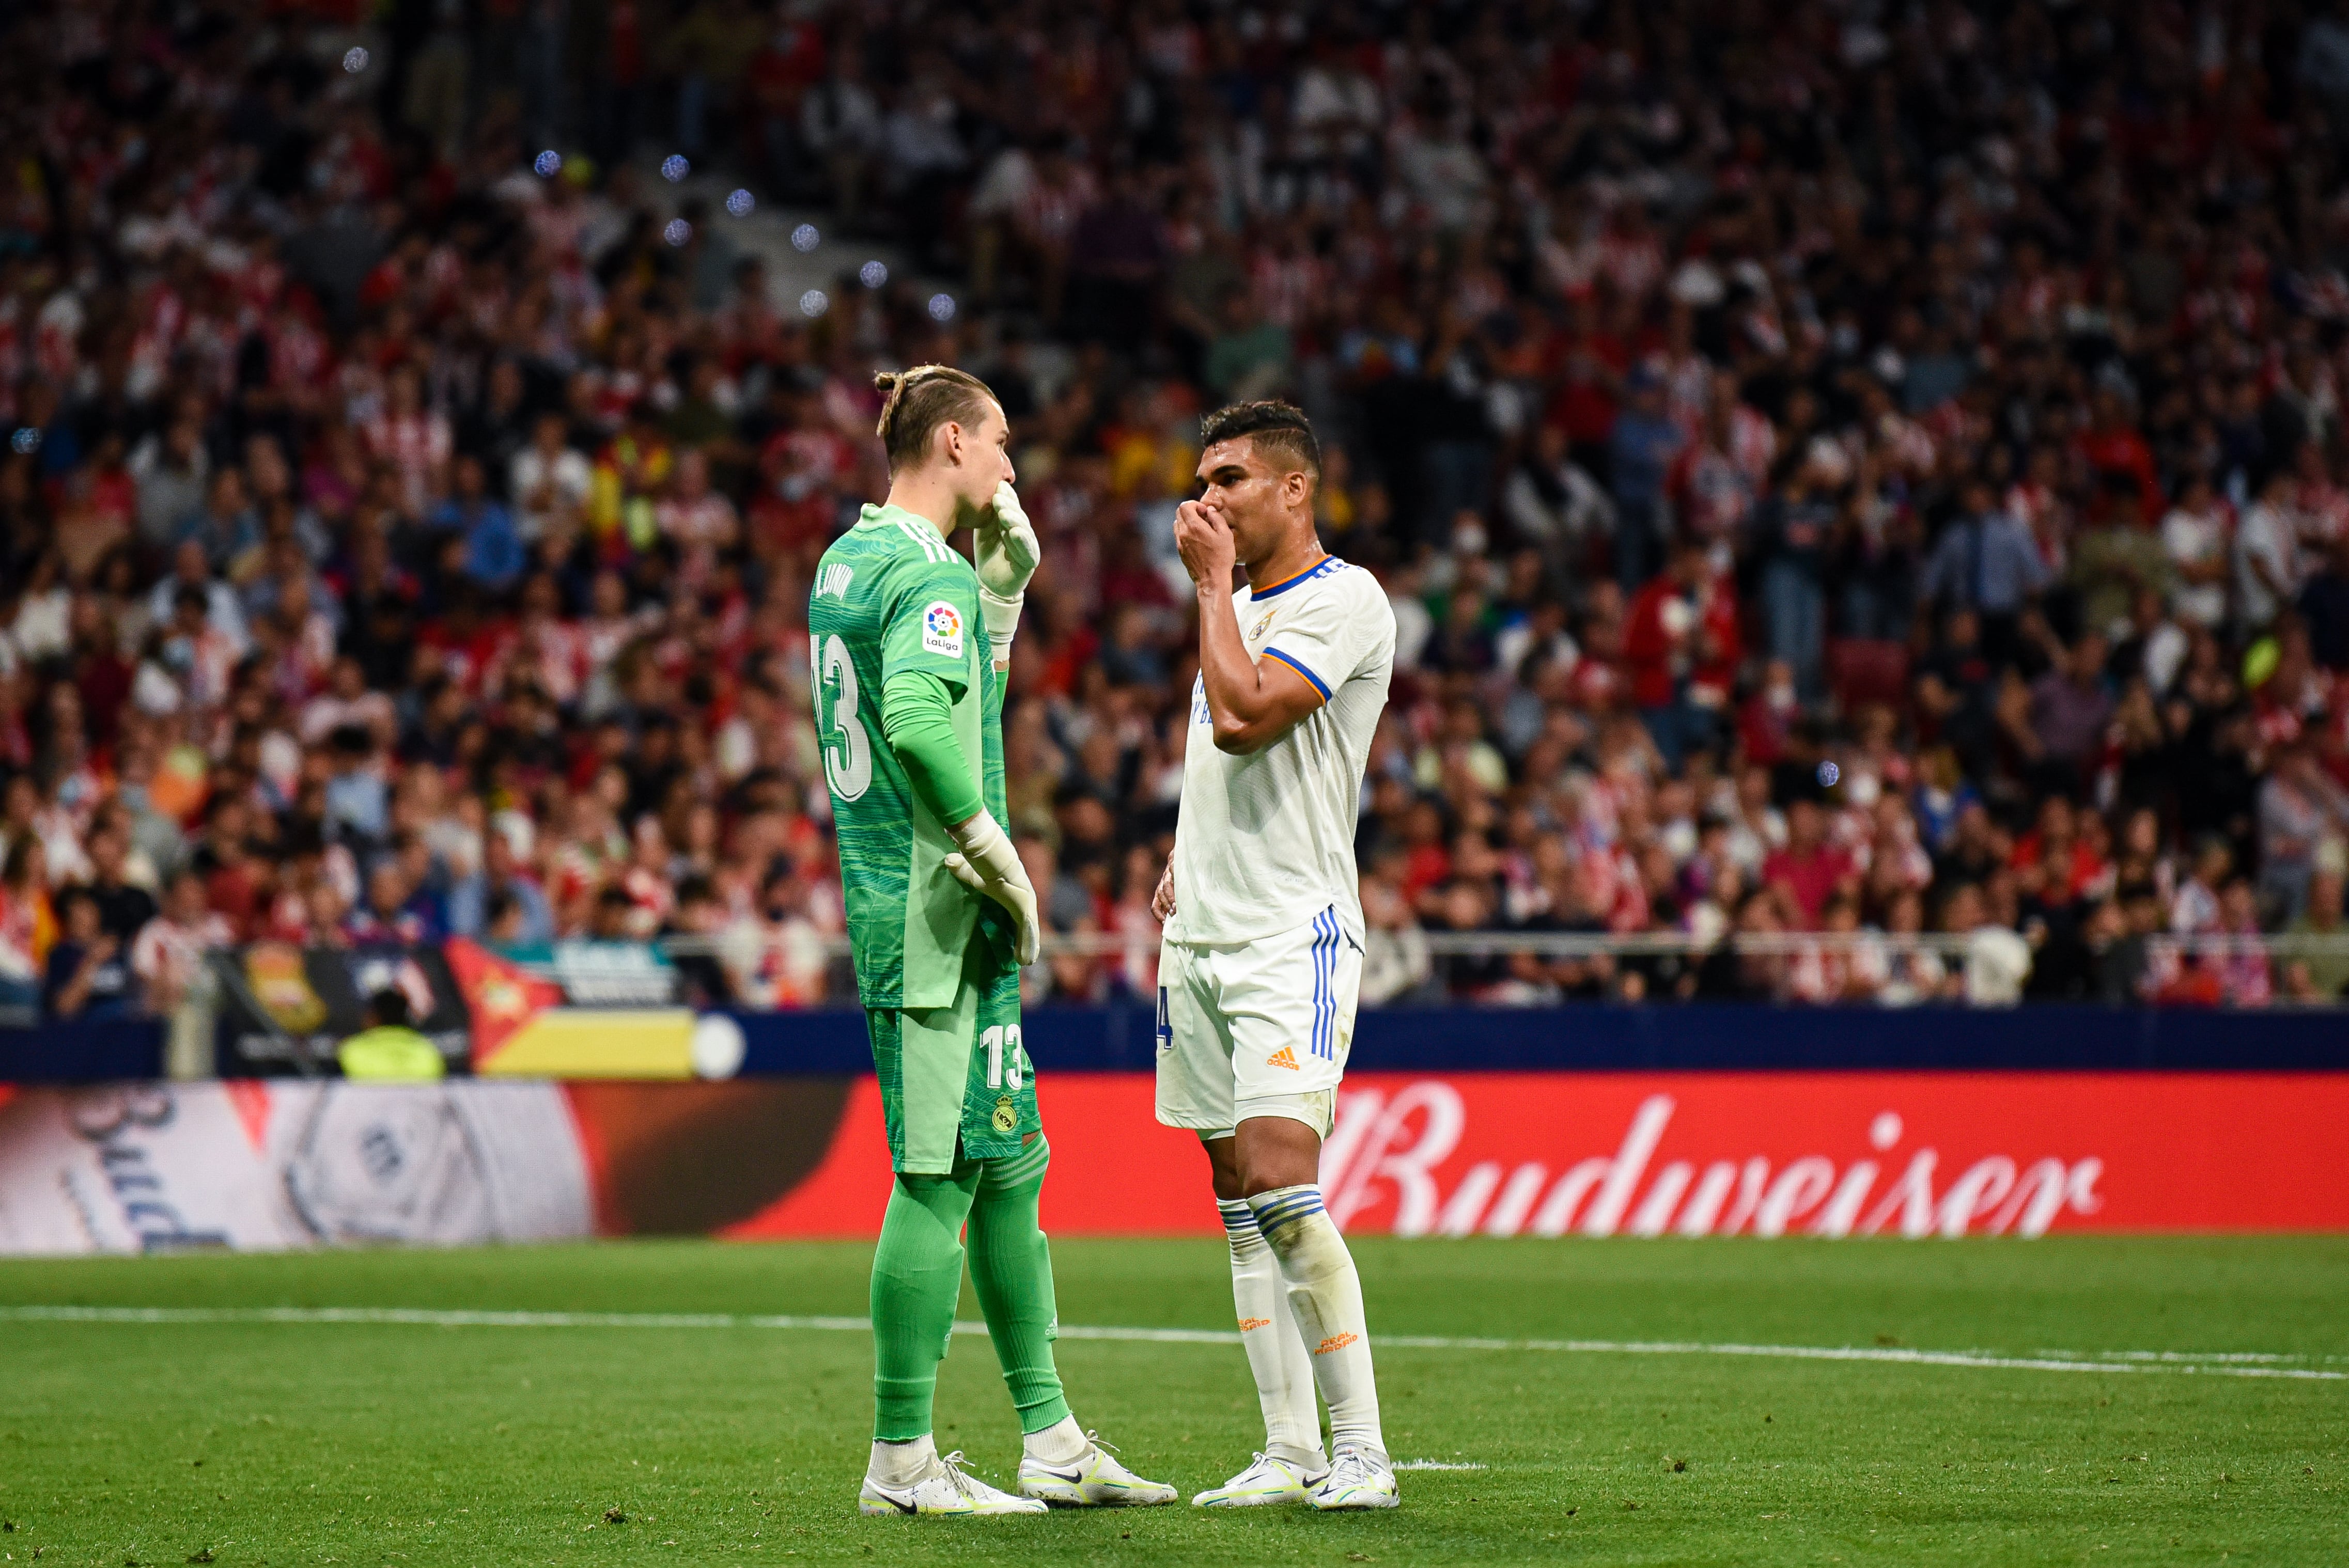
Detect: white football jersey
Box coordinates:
(1169, 556, 1394, 946)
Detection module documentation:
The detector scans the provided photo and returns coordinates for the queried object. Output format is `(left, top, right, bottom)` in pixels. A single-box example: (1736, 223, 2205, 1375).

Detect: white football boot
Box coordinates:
(1190, 1451, 1328, 1508)
(1308, 1445, 1400, 1510)
(858, 1449, 1049, 1516)
(1016, 1432, 1178, 1507)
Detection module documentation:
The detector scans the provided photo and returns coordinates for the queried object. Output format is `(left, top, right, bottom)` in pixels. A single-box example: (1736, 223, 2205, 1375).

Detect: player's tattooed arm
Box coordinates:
(1174, 499, 1326, 755)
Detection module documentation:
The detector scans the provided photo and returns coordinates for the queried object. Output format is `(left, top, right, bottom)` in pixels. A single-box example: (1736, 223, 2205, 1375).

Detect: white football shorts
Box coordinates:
(1155, 902, 1361, 1140)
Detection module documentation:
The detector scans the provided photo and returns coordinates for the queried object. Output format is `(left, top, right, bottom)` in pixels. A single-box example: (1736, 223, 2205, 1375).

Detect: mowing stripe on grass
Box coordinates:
(4, 1303, 2340, 1382)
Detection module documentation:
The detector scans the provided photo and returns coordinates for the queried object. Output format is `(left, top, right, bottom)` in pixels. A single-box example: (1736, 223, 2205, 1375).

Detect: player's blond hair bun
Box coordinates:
(873, 365, 998, 472)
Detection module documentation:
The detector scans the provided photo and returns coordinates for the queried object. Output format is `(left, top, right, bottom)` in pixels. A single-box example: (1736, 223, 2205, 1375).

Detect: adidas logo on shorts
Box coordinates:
(1266, 1047, 1300, 1071)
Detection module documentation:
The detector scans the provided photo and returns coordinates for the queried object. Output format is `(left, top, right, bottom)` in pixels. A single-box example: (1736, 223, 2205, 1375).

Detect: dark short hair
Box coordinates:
(1200, 400, 1320, 481)
(366, 989, 412, 1029)
(872, 365, 998, 472)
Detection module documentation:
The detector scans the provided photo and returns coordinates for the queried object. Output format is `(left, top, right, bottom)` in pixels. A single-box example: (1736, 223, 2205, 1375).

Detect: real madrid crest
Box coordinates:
(991, 1094, 1018, 1134)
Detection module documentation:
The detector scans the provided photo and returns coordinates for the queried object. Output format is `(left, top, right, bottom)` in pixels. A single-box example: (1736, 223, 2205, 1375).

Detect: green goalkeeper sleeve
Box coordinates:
(880, 669, 983, 827)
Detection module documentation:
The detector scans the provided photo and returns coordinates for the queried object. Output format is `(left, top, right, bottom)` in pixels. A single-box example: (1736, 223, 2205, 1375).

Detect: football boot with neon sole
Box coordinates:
(859, 1450, 1048, 1516)
(1190, 1451, 1329, 1508)
(1016, 1433, 1177, 1507)
(1307, 1445, 1400, 1510)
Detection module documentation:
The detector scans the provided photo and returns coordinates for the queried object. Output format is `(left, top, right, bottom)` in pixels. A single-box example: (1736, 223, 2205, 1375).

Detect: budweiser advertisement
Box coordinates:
(733, 1073, 2349, 1241)
(1, 1073, 2343, 1255)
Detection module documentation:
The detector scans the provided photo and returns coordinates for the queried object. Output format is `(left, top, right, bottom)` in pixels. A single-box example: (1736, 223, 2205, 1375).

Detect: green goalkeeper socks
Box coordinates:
(869, 1138, 1069, 1442)
(870, 1165, 978, 1441)
(966, 1137, 1071, 1434)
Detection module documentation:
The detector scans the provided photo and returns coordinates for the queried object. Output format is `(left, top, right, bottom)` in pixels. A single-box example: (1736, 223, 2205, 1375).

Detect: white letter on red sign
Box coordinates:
(1328, 1081, 1464, 1235)
(1812, 1160, 1880, 1238)
(1860, 1150, 1940, 1238)
(1627, 1161, 1694, 1237)
(1755, 1157, 1838, 1237)
(1525, 1095, 1674, 1237)
(1936, 1156, 2018, 1237)
(1434, 1161, 1503, 1237)
(1674, 1161, 1739, 1235)
(1483, 1162, 1553, 1237)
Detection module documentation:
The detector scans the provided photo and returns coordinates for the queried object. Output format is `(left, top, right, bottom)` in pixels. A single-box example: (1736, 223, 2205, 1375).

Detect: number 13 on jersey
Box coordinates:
(817, 633, 873, 801)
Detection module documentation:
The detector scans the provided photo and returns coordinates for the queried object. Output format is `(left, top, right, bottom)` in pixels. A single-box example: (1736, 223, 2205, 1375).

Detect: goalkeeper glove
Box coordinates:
(942, 808, 1042, 966)
(974, 480, 1039, 668)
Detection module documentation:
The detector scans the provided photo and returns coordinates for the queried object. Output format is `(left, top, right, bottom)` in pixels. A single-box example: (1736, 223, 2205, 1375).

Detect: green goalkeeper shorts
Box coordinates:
(866, 939, 1039, 1174)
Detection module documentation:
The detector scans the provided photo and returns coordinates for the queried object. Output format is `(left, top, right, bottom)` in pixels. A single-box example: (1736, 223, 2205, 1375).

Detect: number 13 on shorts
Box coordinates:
(981, 1024, 1029, 1090)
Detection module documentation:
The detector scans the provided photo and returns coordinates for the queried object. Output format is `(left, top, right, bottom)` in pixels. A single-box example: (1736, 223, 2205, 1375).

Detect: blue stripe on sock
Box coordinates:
(1252, 1184, 1323, 1208)
(1252, 1193, 1326, 1230)
(1255, 1195, 1319, 1217)
(1257, 1204, 1325, 1238)
(1252, 1184, 1320, 1207)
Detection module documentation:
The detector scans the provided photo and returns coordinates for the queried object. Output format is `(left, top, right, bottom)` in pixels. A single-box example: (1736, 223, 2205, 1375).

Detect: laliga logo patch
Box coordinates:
(921, 600, 965, 658)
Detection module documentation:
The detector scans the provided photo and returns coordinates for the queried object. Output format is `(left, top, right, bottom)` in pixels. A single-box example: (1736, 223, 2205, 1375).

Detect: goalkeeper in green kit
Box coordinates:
(812, 365, 1176, 1516)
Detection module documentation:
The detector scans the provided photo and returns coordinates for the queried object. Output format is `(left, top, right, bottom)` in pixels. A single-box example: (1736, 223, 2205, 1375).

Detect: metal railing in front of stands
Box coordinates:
(639, 924, 2349, 1009)
(649, 930, 2349, 961)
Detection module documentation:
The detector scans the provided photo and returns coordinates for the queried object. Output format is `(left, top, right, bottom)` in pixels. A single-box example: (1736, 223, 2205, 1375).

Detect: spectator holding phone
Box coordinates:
(43, 889, 135, 1021)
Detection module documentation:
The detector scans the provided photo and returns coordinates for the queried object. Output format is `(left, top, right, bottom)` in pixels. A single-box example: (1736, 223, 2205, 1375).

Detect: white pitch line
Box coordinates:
(2048, 1348, 2349, 1366)
(1, 1305, 2340, 1382)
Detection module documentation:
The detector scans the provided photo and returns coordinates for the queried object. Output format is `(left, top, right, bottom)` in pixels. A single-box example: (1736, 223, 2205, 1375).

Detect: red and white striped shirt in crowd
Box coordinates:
(2005, 479, 2066, 573)
(1251, 246, 1327, 330)
(361, 409, 452, 518)
(1595, 230, 1664, 302)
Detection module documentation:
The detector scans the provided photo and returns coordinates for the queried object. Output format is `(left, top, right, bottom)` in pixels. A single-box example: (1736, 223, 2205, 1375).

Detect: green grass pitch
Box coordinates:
(0, 1237, 2343, 1566)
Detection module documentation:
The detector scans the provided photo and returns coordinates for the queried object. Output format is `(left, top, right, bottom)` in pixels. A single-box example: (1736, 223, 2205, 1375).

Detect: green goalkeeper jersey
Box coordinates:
(811, 503, 1017, 1010)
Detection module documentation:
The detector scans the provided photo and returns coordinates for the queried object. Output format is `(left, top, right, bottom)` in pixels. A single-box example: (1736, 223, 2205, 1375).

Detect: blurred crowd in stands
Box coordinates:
(8, 0, 2349, 1023)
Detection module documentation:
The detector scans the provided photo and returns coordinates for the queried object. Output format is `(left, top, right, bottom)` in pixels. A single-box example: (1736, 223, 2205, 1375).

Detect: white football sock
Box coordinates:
(868, 1433, 937, 1486)
(1021, 1413, 1088, 1465)
(1220, 1197, 1326, 1471)
(1247, 1185, 1386, 1461)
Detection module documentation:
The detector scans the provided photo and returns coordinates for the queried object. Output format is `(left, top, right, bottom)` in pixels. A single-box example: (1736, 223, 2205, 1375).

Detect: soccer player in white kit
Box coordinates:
(1153, 401, 1399, 1511)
